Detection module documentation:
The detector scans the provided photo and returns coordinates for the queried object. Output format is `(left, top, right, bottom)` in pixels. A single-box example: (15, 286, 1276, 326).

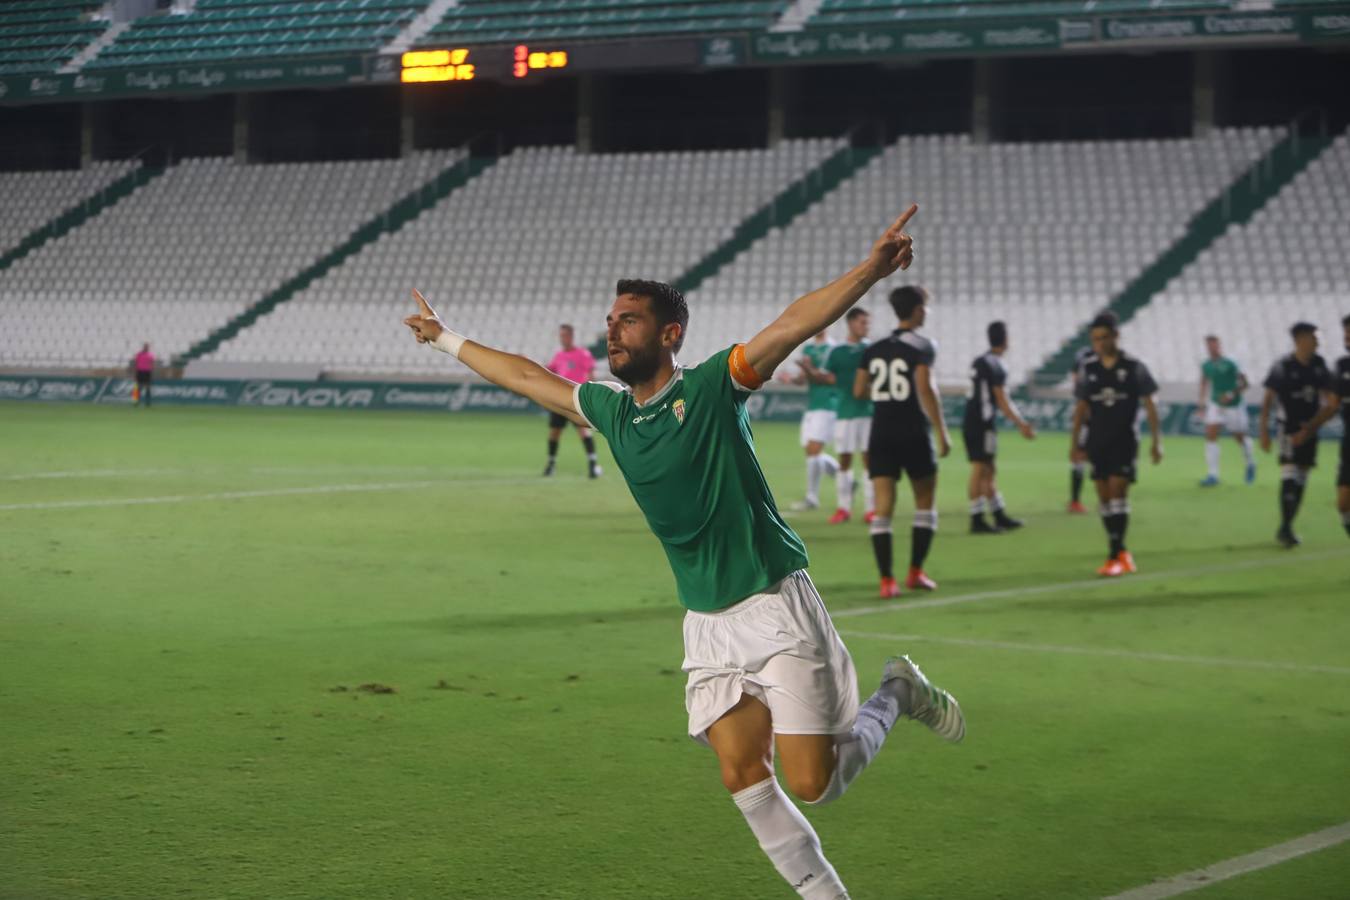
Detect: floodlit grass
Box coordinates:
(3, 403, 1347, 899)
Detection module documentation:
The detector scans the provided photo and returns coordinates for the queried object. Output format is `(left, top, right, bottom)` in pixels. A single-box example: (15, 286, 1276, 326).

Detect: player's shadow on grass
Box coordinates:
(393, 604, 680, 634)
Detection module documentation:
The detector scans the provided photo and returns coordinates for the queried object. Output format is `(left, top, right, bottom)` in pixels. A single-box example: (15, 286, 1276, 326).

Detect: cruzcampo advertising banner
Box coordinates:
(0, 54, 370, 104)
(2, 374, 1343, 440)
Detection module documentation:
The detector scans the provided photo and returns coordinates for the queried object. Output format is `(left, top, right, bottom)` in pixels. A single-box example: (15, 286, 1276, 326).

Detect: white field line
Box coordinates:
(831, 550, 1349, 620)
(1101, 820, 1350, 899)
(0, 468, 168, 480)
(839, 629, 1350, 676)
(0, 477, 544, 512)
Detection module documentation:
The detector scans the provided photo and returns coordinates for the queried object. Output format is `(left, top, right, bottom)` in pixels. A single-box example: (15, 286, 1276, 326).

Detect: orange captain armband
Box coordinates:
(728, 344, 765, 390)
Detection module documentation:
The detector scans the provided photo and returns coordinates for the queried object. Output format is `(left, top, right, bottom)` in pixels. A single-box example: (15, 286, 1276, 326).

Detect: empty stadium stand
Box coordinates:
(0, 151, 462, 368)
(0, 160, 141, 261)
(686, 129, 1283, 386)
(803, 0, 1229, 28)
(417, 0, 788, 46)
(0, 0, 107, 75)
(1126, 131, 1349, 385)
(86, 0, 430, 69)
(204, 139, 843, 373)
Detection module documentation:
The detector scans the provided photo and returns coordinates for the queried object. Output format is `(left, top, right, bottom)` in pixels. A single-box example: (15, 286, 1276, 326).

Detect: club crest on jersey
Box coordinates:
(672, 398, 686, 424)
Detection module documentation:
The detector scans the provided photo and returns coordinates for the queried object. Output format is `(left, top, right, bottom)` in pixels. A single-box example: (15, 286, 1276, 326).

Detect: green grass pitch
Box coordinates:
(3, 403, 1348, 900)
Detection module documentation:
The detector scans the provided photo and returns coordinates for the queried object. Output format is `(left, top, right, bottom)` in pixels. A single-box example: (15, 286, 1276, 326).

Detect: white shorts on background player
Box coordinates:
(834, 417, 871, 454)
(799, 409, 837, 447)
(682, 570, 860, 745)
(1204, 402, 1249, 434)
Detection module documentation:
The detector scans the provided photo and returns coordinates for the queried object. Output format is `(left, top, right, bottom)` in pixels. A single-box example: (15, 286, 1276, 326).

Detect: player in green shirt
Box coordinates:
(1198, 335, 1255, 487)
(402, 206, 964, 900)
(819, 308, 875, 523)
(790, 332, 841, 512)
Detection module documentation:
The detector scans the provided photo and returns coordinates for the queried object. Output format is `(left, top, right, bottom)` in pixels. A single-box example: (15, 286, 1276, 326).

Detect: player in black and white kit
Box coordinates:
(963, 321, 1036, 534)
(1258, 321, 1340, 547)
(1337, 315, 1350, 538)
(1069, 312, 1163, 577)
(1067, 343, 1096, 514)
(854, 286, 950, 598)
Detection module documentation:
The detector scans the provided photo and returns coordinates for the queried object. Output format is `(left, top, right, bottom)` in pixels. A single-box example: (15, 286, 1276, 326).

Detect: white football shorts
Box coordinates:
(834, 416, 872, 454)
(799, 409, 837, 448)
(1204, 402, 1249, 434)
(683, 569, 860, 746)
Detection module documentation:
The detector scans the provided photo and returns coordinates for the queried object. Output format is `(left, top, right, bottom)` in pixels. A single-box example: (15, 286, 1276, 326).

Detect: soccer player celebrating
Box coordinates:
(790, 331, 841, 511)
(1259, 322, 1339, 548)
(1069, 312, 1163, 577)
(544, 324, 602, 478)
(1067, 343, 1096, 514)
(404, 207, 964, 900)
(1198, 335, 1255, 487)
(820, 308, 874, 524)
(963, 321, 1035, 534)
(855, 286, 949, 598)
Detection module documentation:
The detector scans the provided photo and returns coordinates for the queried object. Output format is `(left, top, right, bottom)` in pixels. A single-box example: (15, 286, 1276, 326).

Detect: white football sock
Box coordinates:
(990, 491, 1006, 513)
(836, 470, 853, 511)
(1239, 435, 1255, 465)
(806, 456, 822, 505)
(732, 778, 850, 899)
(1205, 441, 1221, 478)
(819, 454, 839, 477)
(863, 477, 875, 512)
(807, 679, 911, 807)
(969, 497, 987, 516)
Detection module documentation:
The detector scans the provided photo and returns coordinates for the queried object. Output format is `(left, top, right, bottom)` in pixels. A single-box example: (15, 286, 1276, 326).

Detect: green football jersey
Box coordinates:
(576, 346, 809, 612)
(826, 341, 872, 419)
(802, 341, 838, 412)
(1202, 356, 1242, 406)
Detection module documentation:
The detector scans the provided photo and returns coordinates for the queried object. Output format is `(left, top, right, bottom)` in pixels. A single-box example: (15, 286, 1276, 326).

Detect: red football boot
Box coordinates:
(905, 567, 937, 591)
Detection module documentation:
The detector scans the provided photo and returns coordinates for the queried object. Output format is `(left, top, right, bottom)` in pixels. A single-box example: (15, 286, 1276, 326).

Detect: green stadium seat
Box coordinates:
(0, 0, 105, 74)
(84, 0, 429, 69)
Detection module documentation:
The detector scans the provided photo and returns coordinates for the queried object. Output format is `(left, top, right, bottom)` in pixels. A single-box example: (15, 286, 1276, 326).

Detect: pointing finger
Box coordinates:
(890, 203, 919, 233)
(412, 288, 439, 320)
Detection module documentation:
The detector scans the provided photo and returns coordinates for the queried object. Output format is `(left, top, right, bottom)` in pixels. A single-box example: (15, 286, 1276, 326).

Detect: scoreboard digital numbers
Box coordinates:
(513, 45, 569, 79)
(400, 46, 570, 84)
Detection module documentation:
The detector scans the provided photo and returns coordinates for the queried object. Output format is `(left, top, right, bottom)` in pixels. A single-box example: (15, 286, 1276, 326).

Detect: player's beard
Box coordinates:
(609, 342, 661, 386)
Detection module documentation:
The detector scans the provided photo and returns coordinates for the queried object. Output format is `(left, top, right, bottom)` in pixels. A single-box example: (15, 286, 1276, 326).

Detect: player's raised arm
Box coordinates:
(742, 205, 916, 380)
(404, 289, 587, 426)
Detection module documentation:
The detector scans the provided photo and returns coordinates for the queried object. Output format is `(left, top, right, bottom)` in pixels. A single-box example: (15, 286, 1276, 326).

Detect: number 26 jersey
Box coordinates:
(859, 328, 938, 436)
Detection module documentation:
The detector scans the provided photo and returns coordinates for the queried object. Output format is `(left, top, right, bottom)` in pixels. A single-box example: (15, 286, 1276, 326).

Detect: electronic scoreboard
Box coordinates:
(401, 46, 570, 84)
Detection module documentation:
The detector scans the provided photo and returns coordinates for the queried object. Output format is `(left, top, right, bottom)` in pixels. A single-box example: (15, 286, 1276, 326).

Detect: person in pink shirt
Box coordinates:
(544, 324, 602, 478)
(131, 343, 155, 407)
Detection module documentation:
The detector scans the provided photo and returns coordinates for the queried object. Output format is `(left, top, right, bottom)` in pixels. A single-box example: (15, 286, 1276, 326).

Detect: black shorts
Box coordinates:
(1088, 438, 1138, 483)
(547, 411, 569, 429)
(135, 371, 151, 386)
(1277, 428, 1318, 469)
(1337, 440, 1349, 487)
(869, 430, 937, 482)
(963, 423, 996, 464)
